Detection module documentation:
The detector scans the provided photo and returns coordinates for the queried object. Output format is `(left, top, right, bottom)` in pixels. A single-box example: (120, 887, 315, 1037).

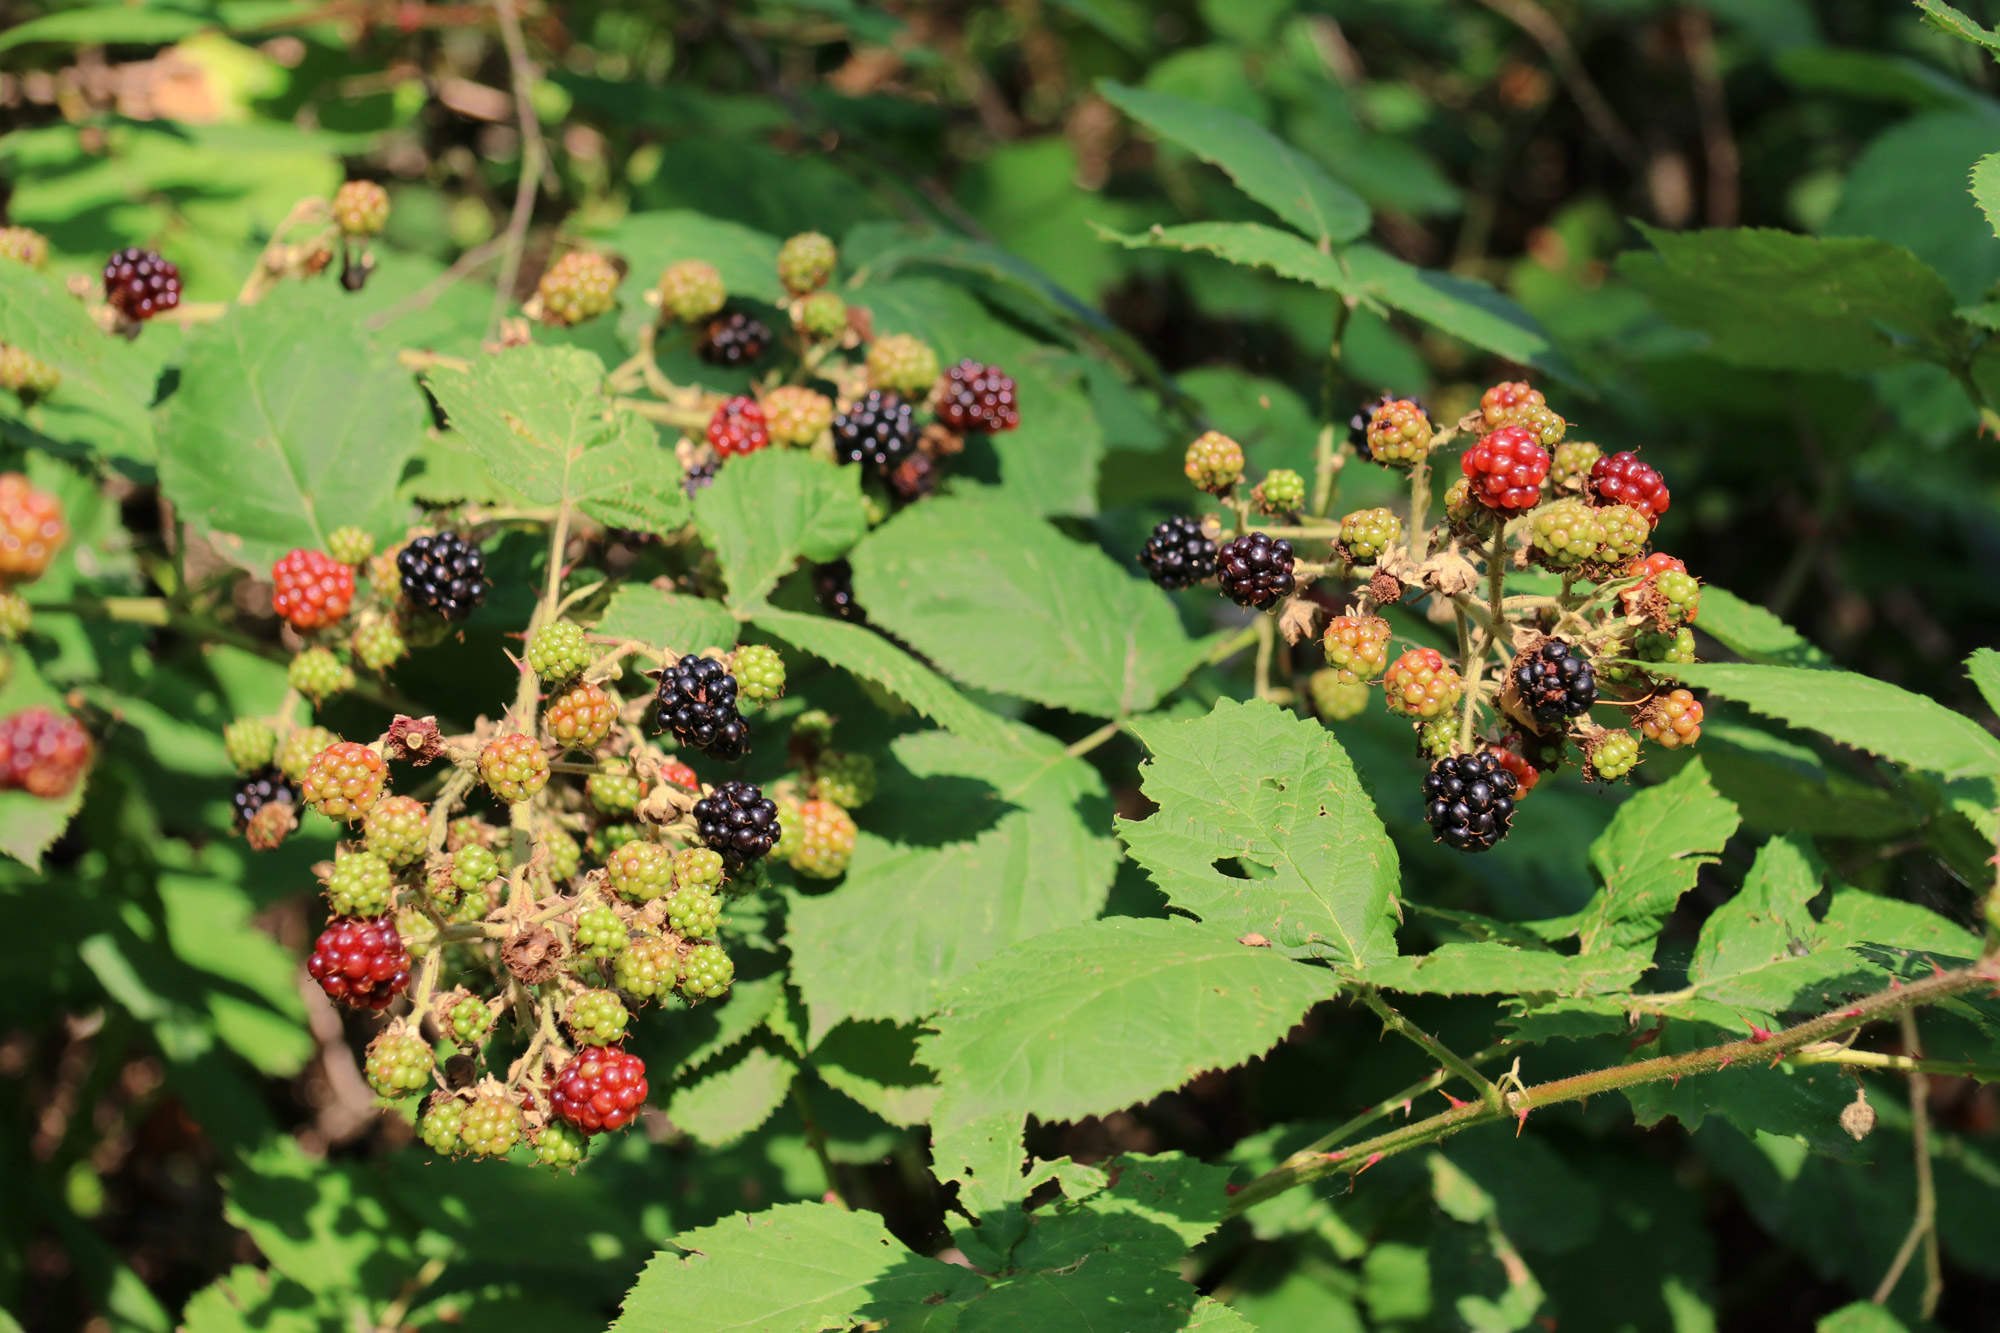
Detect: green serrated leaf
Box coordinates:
(222, 1137, 418, 1297)
(848, 493, 1207, 717)
(1695, 589, 1830, 667)
(1617, 226, 1958, 371)
(923, 917, 1331, 1132)
(1097, 80, 1370, 244)
(1095, 221, 1350, 290)
(1574, 761, 1740, 955)
(786, 726, 1117, 1042)
(180, 1265, 326, 1333)
(593, 208, 787, 307)
(1968, 647, 2000, 718)
(693, 448, 867, 608)
(424, 344, 689, 536)
(931, 1112, 1032, 1218)
(811, 1021, 940, 1128)
(1339, 245, 1575, 382)
(594, 583, 741, 655)
(396, 430, 532, 508)
(609, 1202, 965, 1333)
(159, 285, 426, 570)
(665, 1044, 797, 1148)
(1917, 0, 2000, 58)
(749, 605, 1011, 747)
(1660, 662, 2000, 781)
(1121, 698, 1399, 967)
(1372, 943, 1649, 999)
(0, 261, 156, 463)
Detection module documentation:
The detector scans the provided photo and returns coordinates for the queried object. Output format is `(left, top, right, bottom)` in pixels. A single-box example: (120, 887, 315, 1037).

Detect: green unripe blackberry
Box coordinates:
(527, 620, 593, 683)
(589, 822, 643, 862)
(732, 644, 785, 706)
(1636, 626, 1697, 666)
(607, 841, 673, 901)
(1589, 729, 1641, 781)
(453, 844, 501, 896)
(790, 799, 856, 879)
(567, 989, 630, 1045)
(1529, 498, 1604, 568)
(1253, 469, 1306, 514)
(420, 1097, 467, 1154)
(350, 613, 407, 671)
(813, 751, 875, 808)
(1363, 398, 1432, 466)
(395, 907, 433, 958)
(772, 794, 804, 862)
(666, 885, 722, 939)
(363, 795, 428, 867)
(613, 931, 678, 999)
(658, 259, 726, 323)
(866, 333, 940, 397)
(459, 1091, 524, 1157)
(447, 817, 494, 852)
(542, 825, 582, 882)
(673, 846, 725, 892)
(364, 1025, 433, 1098)
(764, 386, 835, 447)
(0, 346, 60, 401)
(1656, 571, 1701, 623)
(224, 718, 277, 774)
(0, 591, 31, 639)
(480, 733, 548, 803)
(792, 709, 836, 747)
(1416, 716, 1455, 760)
(587, 769, 644, 815)
(1309, 669, 1370, 722)
(1338, 508, 1403, 565)
(327, 526, 375, 565)
(278, 725, 336, 782)
(1594, 504, 1650, 565)
(449, 995, 494, 1046)
(798, 290, 847, 340)
(1551, 440, 1601, 490)
(331, 181, 390, 238)
(448, 884, 493, 925)
(574, 900, 629, 958)
(1322, 615, 1391, 682)
(777, 231, 837, 294)
(537, 251, 618, 327)
(678, 943, 734, 1000)
(534, 1120, 590, 1169)
(325, 848, 395, 917)
(1183, 431, 1244, 493)
(288, 647, 353, 704)
(1515, 402, 1567, 447)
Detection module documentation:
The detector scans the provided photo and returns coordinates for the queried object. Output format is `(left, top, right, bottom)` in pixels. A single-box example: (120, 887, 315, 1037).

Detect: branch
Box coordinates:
(1360, 991, 1505, 1114)
(1872, 1011, 1944, 1315)
(488, 0, 548, 341)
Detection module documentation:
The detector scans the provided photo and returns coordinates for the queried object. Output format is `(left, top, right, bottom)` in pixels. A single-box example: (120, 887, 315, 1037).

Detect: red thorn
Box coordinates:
(1514, 1106, 1530, 1136)
(1355, 1152, 1384, 1176)
(1746, 1022, 1774, 1044)
(1671, 1074, 1682, 1087)
(1768, 1055, 1785, 1069)
(1397, 1098, 1413, 1118)
(1846, 1008, 1864, 1018)
(1932, 959, 1947, 978)
(1439, 1090, 1472, 1109)
(1891, 978, 1904, 990)
(1324, 1150, 1347, 1163)
(1225, 1183, 1243, 1196)
(1718, 1056, 1733, 1070)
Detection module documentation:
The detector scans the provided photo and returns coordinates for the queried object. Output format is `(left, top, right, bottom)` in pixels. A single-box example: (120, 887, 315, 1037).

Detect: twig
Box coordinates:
(365, 234, 511, 332)
(488, 0, 547, 341)
(1872, 1011, 1944, 1315)
(1471, 0, 1641, 167)
(1360, 991, 1505, 1113)
(790, 1073, 848, 1208)
(1679, 5, 1739, 228)
(1064, 717, 1125, 759)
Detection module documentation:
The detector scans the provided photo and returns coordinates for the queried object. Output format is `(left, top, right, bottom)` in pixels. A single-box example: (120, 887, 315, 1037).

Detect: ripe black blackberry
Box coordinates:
(1216, 532, 1296, 609)
(694, 779, 780, 865)
(397, 532, 489, 622)
(682, 459, 718, 497)
(1139, 516, 1217, 590)
(103, 248, 182, 321)
(814, 561, 865, 623)
(1422, 752, 1519, 853)
(698, 310, 772, 366)
(1513, 639, 1597, 728)
(656, 656, 748, 760)
(232, 768, 296, 831)
(831, 390, 916, 472)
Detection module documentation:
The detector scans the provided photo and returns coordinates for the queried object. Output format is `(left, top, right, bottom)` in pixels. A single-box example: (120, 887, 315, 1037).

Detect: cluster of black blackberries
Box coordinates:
(694, 779, 779, 865)
(699, 311, 771, 366)
(1140, 516, 1218, 591)
(1422, 752, 1518, 853)
(1514, 639, 1596, 727)
(232, 769, 296, 831)
(656, 656, 748, 760)
(832, 390, 916, 472)
(1217, 532, 1296, 609)
(397, 532, 489, 622)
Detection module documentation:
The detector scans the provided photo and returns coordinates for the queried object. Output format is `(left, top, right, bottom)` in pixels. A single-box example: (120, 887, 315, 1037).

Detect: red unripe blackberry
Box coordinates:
(1590, 451, 1669, 520)
(1513, 639, 1597, 728)
(831, 390, 916, 473)
(1487, 742, 1540, 797)
(301, 740, 386, 821)
(1139, 516, 1217, 591)
(886, 450, 938, 501)
(332, 181, 390, 237)
(1422, 752, 1519, 853)
(306, 917, 409, 1009)
(707, 395, 770, 458)
(1640, 689, 1704, 750)
(1322, 615, 1391, 681)
(0, 474, 66, 582)
(1384, 648, 1463, 719)
(544, 681, 616, 751)
(1460, 427, 1550, 511)
(935, 359, 1020, 433)
(1215, 532, 1295, 610)
(479, 733, 548, 803)
(397, 532, 488, 622)
(699, 310, 772, 366)
(1479, 380, 1545, 432)
(0, 705, 93, 798)
(655, 655, 748, 760)
(694, 779, 780, 866)
(661, 759, 697, 790)
(270, 549, 354, 631)
(102, 247, 181, 321)
(550, 1045, 648, 1135)
(232, 767, 296, 831)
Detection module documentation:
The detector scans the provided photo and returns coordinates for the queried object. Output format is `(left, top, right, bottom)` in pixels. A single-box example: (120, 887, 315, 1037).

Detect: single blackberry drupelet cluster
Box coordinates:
(574, 900, 628, 958)
(1253, 469, 1306, 515)
(658, 260, 726, 323)
(1338, 507, 1403, 565)
(778, 231, 837, 294)
(587, 769, 644, 814)
(0, 473, 65, 582)
(232, 768, 295, 831)
(1216, 532, 1295, 609)
(307, 917, 409, 1009)
(814, 751, 875, 808)
(325, 848, 394, 917)
(103, 248, 181, 321)
(397, 532, 488, 622)
(656, 656, 748, 759)
(679, 943, 734, 999)
(271, 549, 354, 631)
(224, 719, 277, 774)
(459, 1092, 523, 1156)
(867, 334, 940, 398)
(1364, 398, 1431, 466)
(732, 644, 786, 704)
(332, 181, 390, 237)
(1183, 431, 1245, 493)
(1551, 440, 1601, 490)
(1422, 752, 1520, 853)
(676, 846, 725, 890)
(1460, 427, 1550, 511)
(613, 931, 678, 998)
(763, 386, 835, 447)
(0, 705, 92, 799)
(288, 646, 351, 703)
(1590, 451, 1670, 520)
(545, 681, 616, 751)
(935, 359, 1020, 433)
(480, 733, 549, 803)
(1384, 648, 1463, 720)
(1587, 729, 1642, 782)
(707, 395, 770, 457)
(364, 1025, 433, 1098)
(789, 799, 857, 879)
(527, 620, 593, 682)
(681, 459, 718, 497)
(798, 290, 848, 340)
(1640, 689, 1703, 750)
(567, 989, 631, 1046)
(551, 1046, 648, 1135)
(302, 740, 386, 821)
(1529, 498, 1604, 568)
(831, 390, 916, 472)
(350, 614, 406, 671)
(363, 795, 428, 867)
(1514, 640, 1597, 728)
(699, 310, 772, 366)
(1479, 381, 1545, 432)
(694, 779, 780, 866)
(666, 884, 722, 938)
(607, 841, 673, 902)
(1322, 615, 1391, 682)
(1139, 516, 1217, 591)
(1309, 669, 1370, 721)
(0, 345, 60, 402)
(536, 251, 619, 327)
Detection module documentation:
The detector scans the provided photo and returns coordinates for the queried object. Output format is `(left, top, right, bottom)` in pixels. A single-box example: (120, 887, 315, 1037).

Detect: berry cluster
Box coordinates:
(1151, 382, 1706, 855)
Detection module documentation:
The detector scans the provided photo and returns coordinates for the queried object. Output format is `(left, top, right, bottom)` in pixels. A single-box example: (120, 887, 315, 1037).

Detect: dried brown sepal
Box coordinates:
(1367, 569, 1405, 607)
(502, 925, 565, 985)
(246, 798, 298, 851)
(919, 422, 964, 458)
(1839, 1088, 1876, 1141)
(386, 715, 447, 766)
(1276, 595, 1319, 646)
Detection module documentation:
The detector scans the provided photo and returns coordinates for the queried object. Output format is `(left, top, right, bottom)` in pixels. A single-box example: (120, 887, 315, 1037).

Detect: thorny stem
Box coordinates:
(1786, 1043, 2000, 1083)
(1228, 961, 1996, 1216)
(1360, 991, 1505, 1114)
(1290, 1041, 1523, 1161)
(1872, 1010, 1943, 1315)
(1406, 458, 1433, 563)
(488, 0, 547, 342)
